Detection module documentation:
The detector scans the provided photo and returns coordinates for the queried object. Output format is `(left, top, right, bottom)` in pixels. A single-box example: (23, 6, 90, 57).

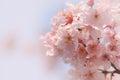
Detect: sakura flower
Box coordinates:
(101, 25, 116, 44)
(105, 41, 120, 55)
(86, 39, 103, 57)
(51, 13, 66, 30)
(55, 27, 78, 58)
(66, 1, 89, 16)
(63, 11, 73, 25)
(81, 68, 105, 80)
(82, 8, 113, 29)
(42, 31, 57, 56)
(73, 43, 87, 58)
(43, 0, 120, 80)
(98, 51, 111, 69)
(82, 25, 101, 40)
(84, 55, 103, 67)
(51, 10, 73, 30)
(96, 0, 111, 10)
(87, 0, 94, 7)
(43, 31, 57, 47)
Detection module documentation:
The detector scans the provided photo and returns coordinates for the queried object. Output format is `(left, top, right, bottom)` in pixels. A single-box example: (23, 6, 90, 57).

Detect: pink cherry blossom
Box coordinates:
(87, 0, 94, 7)
(51, 10, 73, 30)
(99, 51, 111, 69)
(73, 43, 87, 58)
(81, 68, 105, 80)
(86, 39, 103, 57)
(43, 0, 120, 80)
(82, 8, 113, 29)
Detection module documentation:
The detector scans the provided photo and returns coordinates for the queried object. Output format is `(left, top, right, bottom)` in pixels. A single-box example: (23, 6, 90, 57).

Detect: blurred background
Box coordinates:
(0, 0, 81, 80)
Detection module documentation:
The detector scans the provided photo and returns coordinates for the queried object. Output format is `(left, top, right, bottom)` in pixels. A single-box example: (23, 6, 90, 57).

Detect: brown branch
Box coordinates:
(99, 63, 120, 80)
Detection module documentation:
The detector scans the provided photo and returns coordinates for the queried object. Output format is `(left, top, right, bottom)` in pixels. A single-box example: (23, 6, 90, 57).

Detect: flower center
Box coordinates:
(63, 12, 73, 25)
(65, 34, 72, 42)
(94, 11, 99, 19)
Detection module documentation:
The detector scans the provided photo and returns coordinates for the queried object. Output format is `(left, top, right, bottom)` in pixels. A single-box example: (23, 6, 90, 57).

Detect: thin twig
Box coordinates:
(99, 63, 120, 80)
(111, 63, 118, 70)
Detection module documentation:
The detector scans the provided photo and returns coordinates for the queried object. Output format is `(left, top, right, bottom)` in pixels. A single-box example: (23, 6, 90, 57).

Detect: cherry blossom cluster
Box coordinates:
(43, 0, 120, 80)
